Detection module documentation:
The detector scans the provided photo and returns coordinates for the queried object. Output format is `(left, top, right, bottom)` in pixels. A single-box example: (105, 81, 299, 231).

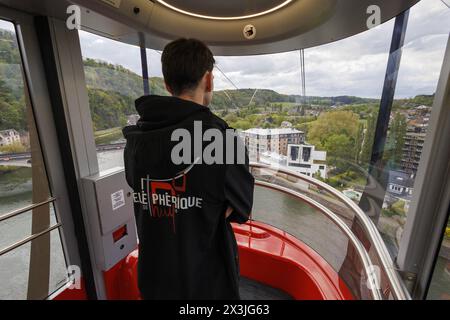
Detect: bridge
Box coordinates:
(0, 143, 126, 167)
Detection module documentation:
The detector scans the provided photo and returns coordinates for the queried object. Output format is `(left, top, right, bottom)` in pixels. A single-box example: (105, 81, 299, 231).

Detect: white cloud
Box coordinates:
(75, 0, 450, 98)
(0, 20, 14, 32)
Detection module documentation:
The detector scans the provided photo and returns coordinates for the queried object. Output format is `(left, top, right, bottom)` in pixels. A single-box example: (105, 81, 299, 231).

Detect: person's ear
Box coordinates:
(164, 82, 173, 95)
(205, 71, 213, 93)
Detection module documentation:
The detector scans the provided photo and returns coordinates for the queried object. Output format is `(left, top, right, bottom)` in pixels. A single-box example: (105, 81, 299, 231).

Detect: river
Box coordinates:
(0, 150, 448, 299)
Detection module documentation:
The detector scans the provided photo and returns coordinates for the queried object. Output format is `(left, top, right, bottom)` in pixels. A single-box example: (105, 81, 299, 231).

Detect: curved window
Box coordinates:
(214, 0, 450, 299)
(75, 0, 449, 300)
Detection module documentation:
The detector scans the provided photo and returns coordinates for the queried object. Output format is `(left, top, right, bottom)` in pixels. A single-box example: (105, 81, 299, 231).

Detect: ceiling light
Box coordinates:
(155, 0, 293, 20)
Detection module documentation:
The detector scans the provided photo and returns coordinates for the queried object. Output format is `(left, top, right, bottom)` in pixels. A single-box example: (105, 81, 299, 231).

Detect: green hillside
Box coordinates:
(83, 58, 168, 97)
(0, 28, 436, 133)
(212, 88, 293, 109)
(83, 58, 168, 130)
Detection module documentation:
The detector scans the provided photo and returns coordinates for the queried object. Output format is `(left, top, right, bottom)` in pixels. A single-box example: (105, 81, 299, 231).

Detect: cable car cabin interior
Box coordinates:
(0, 0, 449, 301)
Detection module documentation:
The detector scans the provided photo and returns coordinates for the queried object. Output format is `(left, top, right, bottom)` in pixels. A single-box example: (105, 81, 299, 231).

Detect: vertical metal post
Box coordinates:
(34, 16, 98, 299)
(397, 35, 450, 299)
(359, 10, 410, 224)
(25, 74, 51, 300)
(139, 32, 150, 95)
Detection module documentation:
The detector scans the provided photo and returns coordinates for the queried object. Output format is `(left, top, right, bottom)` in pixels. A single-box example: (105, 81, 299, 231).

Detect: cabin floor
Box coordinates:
(239, 277, 292, 300)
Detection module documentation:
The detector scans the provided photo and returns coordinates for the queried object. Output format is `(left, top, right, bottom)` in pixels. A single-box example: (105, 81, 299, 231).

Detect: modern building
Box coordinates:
(241, 128, 305, 162)
(401, 108, 429, 174)
(286, 144, 327, 178)
(401, 131, 426, 174)
(387, 170, 414, 198)
(0, 129, 21, 147)
(258, 143, 327, 179)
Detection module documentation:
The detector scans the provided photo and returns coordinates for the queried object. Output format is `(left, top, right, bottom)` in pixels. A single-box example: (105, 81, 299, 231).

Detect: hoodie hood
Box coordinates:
(135, 95, 209, 131)
(123, 94, 228, 178)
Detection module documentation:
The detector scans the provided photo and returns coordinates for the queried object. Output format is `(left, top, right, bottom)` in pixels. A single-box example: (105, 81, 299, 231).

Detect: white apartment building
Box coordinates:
(258, 144, 327, 179)
(240, 128, 305, 162)
(286, 144, 327, 178)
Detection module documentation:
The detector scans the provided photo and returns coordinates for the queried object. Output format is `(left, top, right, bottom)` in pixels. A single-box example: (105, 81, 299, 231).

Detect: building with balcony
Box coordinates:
(241, 128, 305, 162)
(401, 109, 429, 175)
(401, 131, 426, 174)
(258, 143, 327, 179)
(286, 144, 327, 178)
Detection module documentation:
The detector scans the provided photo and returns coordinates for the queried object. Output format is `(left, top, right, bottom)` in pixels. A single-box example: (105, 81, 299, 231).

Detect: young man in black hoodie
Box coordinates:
(123, 38, 255, 300)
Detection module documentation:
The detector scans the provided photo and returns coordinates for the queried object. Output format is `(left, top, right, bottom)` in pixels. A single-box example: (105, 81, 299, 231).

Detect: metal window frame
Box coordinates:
(396, 35, 450, 299)
(29, 15, 145, 300)
(359, 10, 410, 224)
(33, 16, 104, 300)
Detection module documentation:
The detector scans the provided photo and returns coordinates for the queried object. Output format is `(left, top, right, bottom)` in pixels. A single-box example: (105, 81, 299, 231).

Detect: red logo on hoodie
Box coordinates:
(133, 174, 203, 233)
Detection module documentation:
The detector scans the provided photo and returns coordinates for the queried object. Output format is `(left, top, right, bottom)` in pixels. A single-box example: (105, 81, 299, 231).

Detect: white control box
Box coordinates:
(82, 168, 137, 270)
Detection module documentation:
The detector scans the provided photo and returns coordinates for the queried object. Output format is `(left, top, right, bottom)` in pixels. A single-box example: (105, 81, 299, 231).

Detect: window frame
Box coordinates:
(0, 6, 83, 299)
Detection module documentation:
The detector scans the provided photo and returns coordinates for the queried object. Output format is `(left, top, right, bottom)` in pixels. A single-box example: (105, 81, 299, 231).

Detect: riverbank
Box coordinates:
(94, 127, 124, 145)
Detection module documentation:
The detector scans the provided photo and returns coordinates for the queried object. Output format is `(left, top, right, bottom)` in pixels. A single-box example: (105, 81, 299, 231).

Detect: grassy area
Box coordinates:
(0, 142, 27, 153)
(94, 127, 124, 145)
(0, 165, 21, 174)
(392, 200, 406, 216)
(382, 200, 406, 218)
(0, 166, 30, 181)
(324, 169, 368, 191)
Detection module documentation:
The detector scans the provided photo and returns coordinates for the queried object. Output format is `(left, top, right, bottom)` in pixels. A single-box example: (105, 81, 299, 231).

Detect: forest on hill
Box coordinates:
(0, 29, 435, 134)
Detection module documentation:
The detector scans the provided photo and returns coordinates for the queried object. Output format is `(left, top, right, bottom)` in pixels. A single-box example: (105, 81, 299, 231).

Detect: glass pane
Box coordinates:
(250, 165, 390, 299)
(79, 30, 167, 171)
(427, 217, 450, 300)
(376, 0, 450, 258)
(229, 0, 448, 285)
(215, 4, 398, 300)
(252, 186, 349, 272)
(76, 0, 448, 300)
(0, 21, 51, 215)
(0, 228, 68, 300)
(0, 19, 68, 300)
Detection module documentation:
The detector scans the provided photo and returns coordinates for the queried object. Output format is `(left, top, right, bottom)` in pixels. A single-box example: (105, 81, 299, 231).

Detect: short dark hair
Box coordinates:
(161, 38, 215, 96)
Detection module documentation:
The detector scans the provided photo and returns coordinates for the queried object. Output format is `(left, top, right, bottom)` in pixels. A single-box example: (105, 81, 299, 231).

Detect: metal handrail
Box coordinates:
(250, 162, 410, 300)
(0, 197, 56, 223)
(0, 223, 62, 256)
(256, 180, 383, 300)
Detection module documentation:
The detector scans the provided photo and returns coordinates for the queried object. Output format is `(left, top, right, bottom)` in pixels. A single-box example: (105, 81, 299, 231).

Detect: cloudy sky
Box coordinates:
(1, 0, 449, 98)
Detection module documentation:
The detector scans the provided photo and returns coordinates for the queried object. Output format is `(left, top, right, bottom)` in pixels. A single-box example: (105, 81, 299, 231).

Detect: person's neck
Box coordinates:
(176, 91, 206, 107)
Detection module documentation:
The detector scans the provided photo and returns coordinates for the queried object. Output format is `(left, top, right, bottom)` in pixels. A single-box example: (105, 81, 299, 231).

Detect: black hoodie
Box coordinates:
(123, 95, 254, 300)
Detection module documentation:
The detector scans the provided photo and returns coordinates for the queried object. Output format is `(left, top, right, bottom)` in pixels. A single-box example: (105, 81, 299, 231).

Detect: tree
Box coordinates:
(361, 111, 378, 166)
(384, 112, 407, 168)
(0, 79, 26, 131)
(307, 111, 360, 169)
(324, 134, 353, 169)
(308, 111, 359, 147)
